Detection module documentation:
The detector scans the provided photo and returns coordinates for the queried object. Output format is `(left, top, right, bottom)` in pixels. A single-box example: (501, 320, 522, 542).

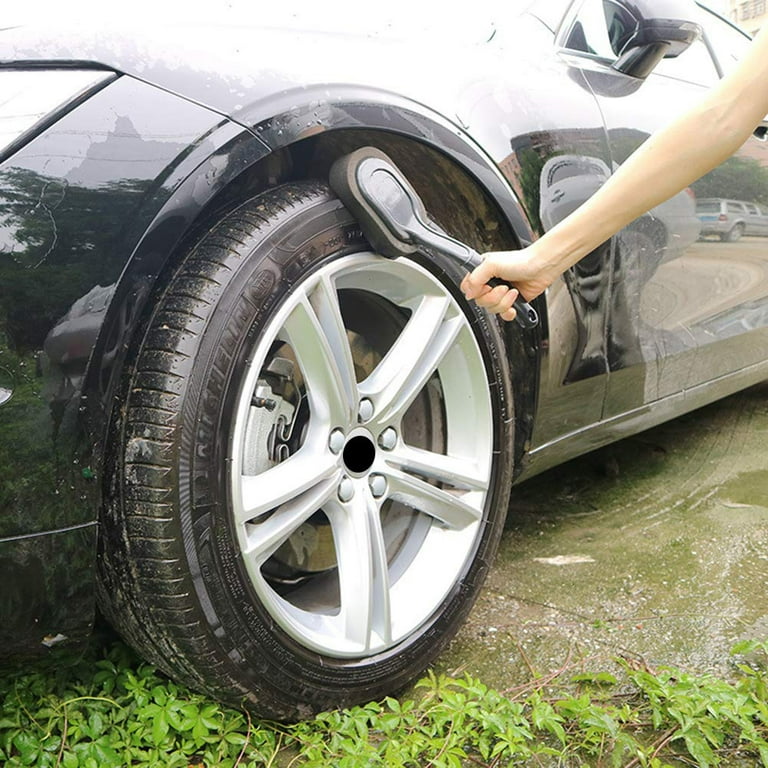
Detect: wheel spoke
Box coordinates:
(237, 448, 339, 524)
(384, 444, 489, 492)
(327, 493, 392, 650)
(359, 296, 462, 424)
(243, 473, 341, 564)
(309, 274, 359, 414)
(385, 468, 483, 530)
(282, 281, 357, 428)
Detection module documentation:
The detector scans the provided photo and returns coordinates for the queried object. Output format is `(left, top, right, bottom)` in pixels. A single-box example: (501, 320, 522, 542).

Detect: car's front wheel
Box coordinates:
(98, 181, 514, 719)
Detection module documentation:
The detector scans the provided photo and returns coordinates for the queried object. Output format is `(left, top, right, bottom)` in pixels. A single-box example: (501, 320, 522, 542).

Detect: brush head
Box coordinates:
(329, 147, 419, 259)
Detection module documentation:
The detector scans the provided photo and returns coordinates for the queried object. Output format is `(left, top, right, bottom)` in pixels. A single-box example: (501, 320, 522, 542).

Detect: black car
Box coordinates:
(1, 0, 765, 719)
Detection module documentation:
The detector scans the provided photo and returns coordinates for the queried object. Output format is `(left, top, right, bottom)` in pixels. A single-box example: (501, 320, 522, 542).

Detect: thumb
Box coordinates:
(462, 256, 499, 299)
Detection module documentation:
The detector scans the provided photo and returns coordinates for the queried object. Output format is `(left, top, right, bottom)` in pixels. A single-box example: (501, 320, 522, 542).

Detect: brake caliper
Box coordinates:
(243, 357, 299, 474)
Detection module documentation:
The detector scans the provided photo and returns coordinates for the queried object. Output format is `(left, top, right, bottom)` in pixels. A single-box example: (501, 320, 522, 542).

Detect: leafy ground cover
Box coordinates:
(1, 635, 766, 767)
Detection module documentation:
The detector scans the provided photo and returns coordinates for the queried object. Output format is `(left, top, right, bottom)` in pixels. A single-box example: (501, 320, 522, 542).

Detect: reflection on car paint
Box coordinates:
(0, 78, 224, 540)
(0, 77, 237, 651)
(0, 525, 96, 660)
(696, 196, 768, 240)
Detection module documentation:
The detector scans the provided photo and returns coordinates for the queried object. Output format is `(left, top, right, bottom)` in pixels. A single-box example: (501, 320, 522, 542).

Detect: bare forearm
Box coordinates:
(538, 92, 759, 276)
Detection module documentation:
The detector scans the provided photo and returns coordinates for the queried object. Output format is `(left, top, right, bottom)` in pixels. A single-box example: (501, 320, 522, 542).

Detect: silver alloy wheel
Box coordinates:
(230, 253, 493, 658)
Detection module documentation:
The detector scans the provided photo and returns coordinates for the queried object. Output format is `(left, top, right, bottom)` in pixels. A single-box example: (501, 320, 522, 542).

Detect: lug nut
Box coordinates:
(369, 474, 387, 499)
(329, 428, 345, 454)
(378, 427, 397, 451)
(338, 477, 354, 503)
(358, 398, 374, 423)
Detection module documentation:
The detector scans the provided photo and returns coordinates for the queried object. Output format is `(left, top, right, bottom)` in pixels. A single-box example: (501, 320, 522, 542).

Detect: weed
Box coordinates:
(0, 638, 766, 767)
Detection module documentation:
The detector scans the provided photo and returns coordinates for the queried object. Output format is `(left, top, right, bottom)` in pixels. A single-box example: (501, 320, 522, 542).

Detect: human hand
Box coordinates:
(460, 248, 551, 322)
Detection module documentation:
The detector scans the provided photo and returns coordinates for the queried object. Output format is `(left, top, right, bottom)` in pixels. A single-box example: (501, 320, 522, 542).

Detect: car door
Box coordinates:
(683, 9, 768, 379)
(455, 3, 616, 449)
(559, 0, 768, 420)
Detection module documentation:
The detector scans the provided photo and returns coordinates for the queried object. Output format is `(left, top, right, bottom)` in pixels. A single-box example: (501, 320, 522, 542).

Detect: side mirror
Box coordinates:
(608, 0, 702, 78)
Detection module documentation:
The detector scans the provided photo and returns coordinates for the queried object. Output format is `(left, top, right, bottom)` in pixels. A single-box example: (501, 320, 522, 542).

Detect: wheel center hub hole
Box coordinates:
(343, 435, 376, 474)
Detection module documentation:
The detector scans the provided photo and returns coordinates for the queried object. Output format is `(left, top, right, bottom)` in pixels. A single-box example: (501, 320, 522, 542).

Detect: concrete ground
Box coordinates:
(438, 380, 768, 687)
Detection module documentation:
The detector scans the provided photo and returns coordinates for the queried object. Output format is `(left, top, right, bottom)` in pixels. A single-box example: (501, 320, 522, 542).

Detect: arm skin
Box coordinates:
(461, 25, 768, 322)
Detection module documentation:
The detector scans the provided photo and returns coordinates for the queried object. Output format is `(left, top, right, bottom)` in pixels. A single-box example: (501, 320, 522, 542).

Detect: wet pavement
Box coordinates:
(438, 381, 768, 687)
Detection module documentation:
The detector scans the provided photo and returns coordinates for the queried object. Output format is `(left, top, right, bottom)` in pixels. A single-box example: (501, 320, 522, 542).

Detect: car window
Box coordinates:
(562, 0, 637, 59)
(727, 201, 745, 213)
(651, 38, 718, 85)
(696, 4, 751, 75)
(562, 0, 718, 85)
(643, 5, 719, 85)
(746, 203, 759, 214)
(697, 200, 721, 212)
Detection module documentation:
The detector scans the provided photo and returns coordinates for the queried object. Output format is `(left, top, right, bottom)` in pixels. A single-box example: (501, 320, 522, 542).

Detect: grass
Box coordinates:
(1, 635, 767, 767)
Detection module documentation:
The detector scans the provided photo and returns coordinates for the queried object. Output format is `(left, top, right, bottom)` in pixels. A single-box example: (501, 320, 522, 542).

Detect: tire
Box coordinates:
(98, 181, 515, 719)
(723, 224, 744, 242)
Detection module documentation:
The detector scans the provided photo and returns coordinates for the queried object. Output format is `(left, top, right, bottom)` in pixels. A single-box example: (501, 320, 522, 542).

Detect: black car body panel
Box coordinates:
(0, 73, 266, 650)
(0, 525, 96, 659)
(1, 1, 766, 671)
(0, 75, 250, 537)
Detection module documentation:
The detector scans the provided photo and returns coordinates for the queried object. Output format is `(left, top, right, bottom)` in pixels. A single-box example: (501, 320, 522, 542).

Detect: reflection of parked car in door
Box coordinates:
(696, 198, 768, 241)
(540, 155, 701, 262)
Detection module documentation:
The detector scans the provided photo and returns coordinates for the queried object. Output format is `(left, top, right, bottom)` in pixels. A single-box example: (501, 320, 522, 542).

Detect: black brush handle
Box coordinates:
(333, 150, 539, 329)
(395, 216, 539, 329)
(464, 252, 539, 329)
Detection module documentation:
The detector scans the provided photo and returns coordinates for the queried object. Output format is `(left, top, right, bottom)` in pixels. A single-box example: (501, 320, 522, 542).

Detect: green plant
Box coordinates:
(1, 638, 766, 767)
